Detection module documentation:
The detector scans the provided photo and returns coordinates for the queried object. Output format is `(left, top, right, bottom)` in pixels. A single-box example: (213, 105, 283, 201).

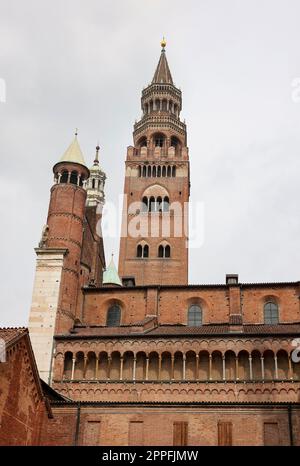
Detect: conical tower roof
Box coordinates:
(152, 38, 173, 84)
(59, 132, 86, 166)
(103, 255, 122, 286)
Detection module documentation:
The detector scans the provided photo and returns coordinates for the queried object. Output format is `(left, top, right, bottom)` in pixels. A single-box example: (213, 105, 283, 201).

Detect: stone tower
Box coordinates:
(118, 40, 190, 286)
(29, 133, 90, 382)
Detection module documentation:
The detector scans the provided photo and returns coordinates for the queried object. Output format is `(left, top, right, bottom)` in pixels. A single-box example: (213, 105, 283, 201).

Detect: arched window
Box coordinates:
(157, 196, 162, 212)
(92, 179, 95, 189)
(143, 244, 149, 258)
(70, 171, 78, 185)
(163, 196, 169, 212)
(153, 166, 157, 177)
(141, 196, 148, 212)
(149, 196, 155, 212)
(165, 245, 171, 258)
(147, 165, 151, 177)
(106, 305, 121, 327)
(167, 166, 171, 177)
(60, 171, 69, 183)
(172, 166, 176, 177)
(162, 166, 166, 177)
(158, 244, 171, 258)
(188, 305, 202, 326)
(158, 245, 164, 258)
(142, 166, 147, 177)
(142, 196, 148, 212)
(154, 134, 165, 147)
(137, 243, 149, 258)
(157, 166, 161, 177)
(171, 136, 179, 147)
(264, 302, 279, 324)
(138, 166, 141, 177)
(138, 137, 147, 148)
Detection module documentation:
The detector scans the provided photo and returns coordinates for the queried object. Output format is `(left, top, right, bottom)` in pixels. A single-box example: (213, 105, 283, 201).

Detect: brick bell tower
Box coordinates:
(29, 132, 90, 382)
(118, 39, 190, 286)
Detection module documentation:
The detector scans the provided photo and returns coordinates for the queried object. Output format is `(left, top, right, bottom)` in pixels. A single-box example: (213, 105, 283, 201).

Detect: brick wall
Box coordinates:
(40, 404, 300, 446)
(0, 334, 49, 445)
(82, 282, 299, 326)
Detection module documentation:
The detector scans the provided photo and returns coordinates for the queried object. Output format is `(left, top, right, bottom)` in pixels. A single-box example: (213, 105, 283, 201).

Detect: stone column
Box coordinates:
(83, 355, 88, 380)
(249, 356, 253, 380)
(107, 356, 111, 380)
(158, 355, 162, 380)
(95, 356, 99, 380)
(171, 355, 175, 380)
(261, 356, 265, 380)
(145, 357, 149, 381)
(274, 355, 278, 379)
(71, 357, 76, 381)
(183, 354, 186, 381)
(222, 355, 226, 381)
(120, 356, 123, 381)
(133, 357, 137, 381)
(235, 357, 239, 381)
(196, 355, 199, 380)
(288, 355, 293, 380)
(67, 171, 71, 183)
(209, 354, 212, 381)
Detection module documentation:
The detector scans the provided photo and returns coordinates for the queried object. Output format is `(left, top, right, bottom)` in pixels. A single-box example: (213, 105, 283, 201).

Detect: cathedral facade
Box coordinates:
(28, 42, 300, 446)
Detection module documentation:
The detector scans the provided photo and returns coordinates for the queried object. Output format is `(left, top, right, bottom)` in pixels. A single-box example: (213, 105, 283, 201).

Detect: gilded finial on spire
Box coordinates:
(161, 37, 166, 50)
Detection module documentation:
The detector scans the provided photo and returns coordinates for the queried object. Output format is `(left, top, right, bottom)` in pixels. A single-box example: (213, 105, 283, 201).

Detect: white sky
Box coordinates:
(0, 0, 299, 326)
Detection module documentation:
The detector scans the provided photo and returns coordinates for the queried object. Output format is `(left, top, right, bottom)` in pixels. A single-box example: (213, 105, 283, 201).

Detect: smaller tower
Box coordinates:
(29, 132, 89, 382)
(86, 145, 106, 207)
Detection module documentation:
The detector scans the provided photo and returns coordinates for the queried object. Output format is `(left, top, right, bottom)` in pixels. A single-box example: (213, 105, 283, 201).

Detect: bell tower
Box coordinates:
(118, 40, 190, 286)
(29, 132, 90, 382)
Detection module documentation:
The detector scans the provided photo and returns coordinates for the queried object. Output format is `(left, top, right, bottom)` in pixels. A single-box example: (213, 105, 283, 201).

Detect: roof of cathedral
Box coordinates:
(152, 41, 173, 85)
(59, 132, 86, 166)
(0, 327, 27, 344)
(102, 255, 122, 287)
(57, 322, 300, 339)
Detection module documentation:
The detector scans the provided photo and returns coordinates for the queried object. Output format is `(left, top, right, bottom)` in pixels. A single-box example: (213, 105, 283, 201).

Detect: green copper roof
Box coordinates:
(59, 134, 86, 166)
(103, 256, 122, 286)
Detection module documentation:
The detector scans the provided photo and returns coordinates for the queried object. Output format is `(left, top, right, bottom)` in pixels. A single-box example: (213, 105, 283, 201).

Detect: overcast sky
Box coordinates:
(0, 0, 299, 327)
